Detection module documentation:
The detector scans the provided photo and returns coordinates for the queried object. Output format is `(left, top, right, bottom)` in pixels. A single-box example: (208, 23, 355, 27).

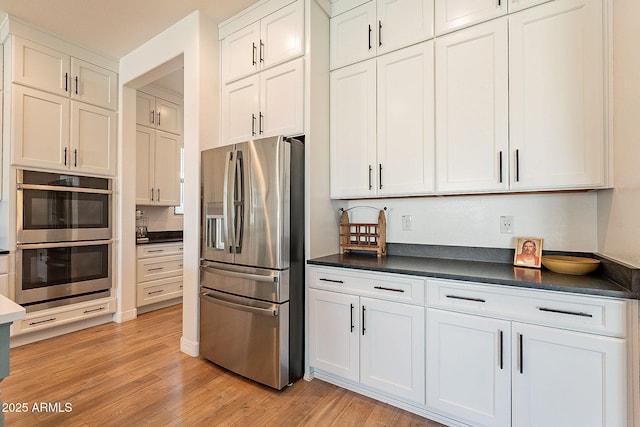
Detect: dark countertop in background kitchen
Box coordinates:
(0, 249, 9, 255)
(307, 243, 640, 300)
(136, 230, 183, 245)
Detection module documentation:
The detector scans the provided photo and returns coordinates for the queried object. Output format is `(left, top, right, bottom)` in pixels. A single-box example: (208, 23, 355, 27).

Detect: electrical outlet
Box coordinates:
(402, 215, 412, 231)
(500, 216, 514, 234)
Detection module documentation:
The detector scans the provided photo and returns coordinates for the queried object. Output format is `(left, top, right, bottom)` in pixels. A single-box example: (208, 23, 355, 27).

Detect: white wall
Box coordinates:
(347, 192, 598, 252)
(118, 11, 218, 357)
(597, 0, 640, 267)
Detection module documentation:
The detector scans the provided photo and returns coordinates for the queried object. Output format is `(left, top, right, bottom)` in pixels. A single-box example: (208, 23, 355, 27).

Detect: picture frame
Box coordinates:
(513, 237, 543, 268)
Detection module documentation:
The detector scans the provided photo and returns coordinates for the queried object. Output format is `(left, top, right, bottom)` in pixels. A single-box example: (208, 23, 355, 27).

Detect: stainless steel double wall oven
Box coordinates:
(16, 170, 113, 311)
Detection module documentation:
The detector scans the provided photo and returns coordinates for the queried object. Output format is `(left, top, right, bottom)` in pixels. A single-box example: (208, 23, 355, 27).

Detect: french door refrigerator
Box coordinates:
(199, 135, 304, 389)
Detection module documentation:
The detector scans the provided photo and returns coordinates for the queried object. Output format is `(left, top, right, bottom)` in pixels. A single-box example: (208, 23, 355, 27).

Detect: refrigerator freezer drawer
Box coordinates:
(200, 289, 289, 390)
(200, 261, 289, 303)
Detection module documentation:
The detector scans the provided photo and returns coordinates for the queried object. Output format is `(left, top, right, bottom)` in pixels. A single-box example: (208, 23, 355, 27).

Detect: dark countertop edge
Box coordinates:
(307, 254, 640, 300)
(0, 250, 9, 255)
(137, 238, 183, 245)
(137, 230, 183, 245)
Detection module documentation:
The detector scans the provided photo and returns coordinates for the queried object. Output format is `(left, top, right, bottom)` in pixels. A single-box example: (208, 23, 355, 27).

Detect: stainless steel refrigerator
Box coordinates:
(199, 135, 304, 389)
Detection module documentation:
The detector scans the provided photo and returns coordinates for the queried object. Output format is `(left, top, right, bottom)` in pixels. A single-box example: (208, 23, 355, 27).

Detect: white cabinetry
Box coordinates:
(136, 91, 182, 135)
(136, 125, 181, 206)
(12, 36, 118, 110)
(426, 278, 628, 427)
(0, 255, 9, 298)
(330, 0, 434, 70)
(331, 41, 434, 198)
(222, 58, 303, 144)
(12, 85, 116, 175)
(136, 242, 183, 307)
(308, 266, 425, 405)
(9, 35, 117, 176)
(435, 18, 509, 193)
(221, 0, 304, 84)
(509, 0, 606, 190)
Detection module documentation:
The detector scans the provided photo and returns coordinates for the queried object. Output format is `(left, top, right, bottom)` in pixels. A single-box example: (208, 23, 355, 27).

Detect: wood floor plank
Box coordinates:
(2, 305, 445, 426)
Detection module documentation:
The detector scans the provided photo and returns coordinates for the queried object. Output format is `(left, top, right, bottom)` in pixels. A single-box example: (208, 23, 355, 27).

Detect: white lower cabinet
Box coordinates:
(308, 267, 425, 405)
(136, 242, 183, 307)
(426, 278, 629, 427)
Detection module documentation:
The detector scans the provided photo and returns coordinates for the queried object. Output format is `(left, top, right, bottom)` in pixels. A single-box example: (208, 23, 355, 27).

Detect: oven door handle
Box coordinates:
(200, 291, 279, 317)
(16, 183, 113, 195)
(17, 239, 113, 250)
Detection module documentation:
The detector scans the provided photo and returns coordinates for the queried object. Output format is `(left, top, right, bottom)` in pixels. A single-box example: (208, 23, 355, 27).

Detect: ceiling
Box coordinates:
(0, 0, 260, 60)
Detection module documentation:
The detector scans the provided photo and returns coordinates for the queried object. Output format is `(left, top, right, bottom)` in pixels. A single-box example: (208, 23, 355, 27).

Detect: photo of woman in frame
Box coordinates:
(513, 237, 543, 268)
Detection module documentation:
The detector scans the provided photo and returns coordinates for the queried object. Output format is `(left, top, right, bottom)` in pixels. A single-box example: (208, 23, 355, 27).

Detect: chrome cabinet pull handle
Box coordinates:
(151, 188, 154, 201)
(251, 114, 256, 136)
(498, 151, 503, 183)
(362, 305, 366, 335)
(157, 188, 160, 202)
(519, 333, 524, 374)
(65, 72, 68, 92)
(148, 267, 164, 272)
(29, 317, 57, 326)
(378, 20, 382, 46)
(379, 164, 383, 189)
(151, 110, 155, 124)
(259, 39, 264, 63)
(368, 25, 372, 50)
(75, 76, 79, 94)
(515, 149, 520, 182)
(64, 147, 68, 166)
(148, 289, 164, 295)
(259, 112, 264, 134)
(157, 112, 161, 126)
(368, 165, 373, 190)
(252, 42, 257, 66)
(84, 307, 105, 314)
(74, 149, 78, 167)
(498, 330, 504, 369)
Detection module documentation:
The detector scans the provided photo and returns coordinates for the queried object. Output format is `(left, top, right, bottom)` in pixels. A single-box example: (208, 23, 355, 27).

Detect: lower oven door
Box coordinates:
(16, 240, 112, 310)
(200, 288, 289, 389)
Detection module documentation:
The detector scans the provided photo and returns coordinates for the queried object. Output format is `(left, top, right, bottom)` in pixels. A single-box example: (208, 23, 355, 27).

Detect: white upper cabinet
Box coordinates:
(221, 0, 304, 84)
(136, 125, 181, 206)
(330, 0, 434, 70)
(12, 36, 117, 110)
(509, 0, 606, 190)
(136, 91, 183, 135)
(12, 85, 116, 175)
(377, 41, 434, 196)
(222, 58, 303, 144)
(509, 0, 553, 13)
(435, 18, 509, 194)
(435, 0, 506, 35)
(331, 41, 434, 199)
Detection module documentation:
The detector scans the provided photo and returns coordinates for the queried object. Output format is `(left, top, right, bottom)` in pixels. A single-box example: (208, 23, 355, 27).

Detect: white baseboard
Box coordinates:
(180, 336, 199, 357)
(113, 308, 137, 323)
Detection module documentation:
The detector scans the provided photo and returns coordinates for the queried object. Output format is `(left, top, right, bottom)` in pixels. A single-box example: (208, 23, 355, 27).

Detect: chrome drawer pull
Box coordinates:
(148, 267, 164, 272)
(83, 307, 106, 314)
(148, 290, 164, 295)
(446, 295, 486, 303)
(538, 307, 593, 318)
(374, 285, 404, 293)
(319, 278, 344, 284)
(147, 249, 164, 253)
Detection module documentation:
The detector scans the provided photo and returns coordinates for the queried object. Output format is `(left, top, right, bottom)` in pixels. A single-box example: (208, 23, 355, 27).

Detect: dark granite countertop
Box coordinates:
(0, 249, 9, 255)
(308, 251, 640, 300)
(136, 231, 183, 245)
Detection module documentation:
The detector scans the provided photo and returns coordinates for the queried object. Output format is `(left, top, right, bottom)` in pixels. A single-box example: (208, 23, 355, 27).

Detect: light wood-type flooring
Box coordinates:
(2, 304, 446, 426)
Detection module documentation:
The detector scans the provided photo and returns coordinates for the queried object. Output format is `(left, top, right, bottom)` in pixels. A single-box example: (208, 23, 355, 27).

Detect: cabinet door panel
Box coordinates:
(330, 60, 377, 198)
(70, 102, 116, 176)
(377, 41, 434, 196)
(435, 0, 506, 35)
(377, 0, 434, 55)
(509, 0, 605, 190)
(308, 289, 360, 382)
(509, 0, 553, 13)
(435, 18, 508, 193)
(136, 126, 154, 204)
(12, 85, 69, 170)
(360, 297, 425, 404)
(12, 36, 69, 96)
(222, 21, 261, 83)
(222, 75, 260, 144)
(156, 98, 182, 135)
(136, 92, 155, 127)
(261, 0, 305, 69)
(330, 2, 376, 70)
(512, 322, 626, 427)
(71, 58, 118, 110)
(426, 309, 511, 427)
(153, 131, 182, 206)
(260, 58, 304, 138)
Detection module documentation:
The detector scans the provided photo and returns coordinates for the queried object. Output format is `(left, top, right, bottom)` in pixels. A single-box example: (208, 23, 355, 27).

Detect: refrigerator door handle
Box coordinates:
(235, 150, 245, 254)
(225, 151, 236, 254)
(201, 291, 278, 317)
(201, 264, 278, 283)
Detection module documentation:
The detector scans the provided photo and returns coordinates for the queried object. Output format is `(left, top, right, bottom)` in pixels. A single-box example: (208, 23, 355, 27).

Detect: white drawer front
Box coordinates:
(427, 278, 627, 337)
(137, 277, 183, 306)
(137, 242, 183, 258)
(0, 255, 9, 274)
(18, 299, 113, 332)
(137, 255, 183, 282)
(309, 266, 425, 305)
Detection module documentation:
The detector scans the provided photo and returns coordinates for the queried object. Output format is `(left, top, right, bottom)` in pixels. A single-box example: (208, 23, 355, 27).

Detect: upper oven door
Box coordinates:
(17, 170, 112, 243)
